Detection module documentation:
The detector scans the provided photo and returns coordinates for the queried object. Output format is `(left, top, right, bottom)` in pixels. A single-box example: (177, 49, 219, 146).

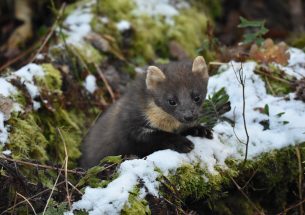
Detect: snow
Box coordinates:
(0, 112, 8, 145)
(83, 75, 97, 94)
(70, 48, 305, 214)
(0, 78, 17, 97)
(116, 20, 131, 32)
(63, 1, 94, 44)
(133, 0, 180, 25)
(210, 61, 305, 158)
(276, 48, 305, 79)
(2, 149, 11, 155)
(0, 63, 46, 145)
(13, 64, 45, 110)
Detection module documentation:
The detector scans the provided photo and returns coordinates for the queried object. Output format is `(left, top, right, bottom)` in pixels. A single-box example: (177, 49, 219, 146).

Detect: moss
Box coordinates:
(170, 8, 208, 57)
(168, 163, 234, 202)
(289, 33, 305, 50)
(212, 194, 258, 215)
(34, 109, 84, 166)
(39, 64, 62, 91)
(91, 0, 209, 63)
(73, 43, 104, 64)
(8, 113, 49, 161)
(122, 187, 151, 214)
(95, 0, 135, 21)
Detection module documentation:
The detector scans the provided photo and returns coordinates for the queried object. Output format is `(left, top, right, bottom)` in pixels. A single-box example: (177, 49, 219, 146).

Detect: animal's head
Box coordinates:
(146, 56, 209, 124)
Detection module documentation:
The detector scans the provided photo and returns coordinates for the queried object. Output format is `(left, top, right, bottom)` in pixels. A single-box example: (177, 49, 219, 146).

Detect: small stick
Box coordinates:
(295, 146, 304, 215)
(0, 181, 65, 215)
(231, 62, 250, 162)
(16, 192, 37, 215)
(57, 128, 72, 209)
(95, 63, 116, 102)
(278, 198, 305, 215)
(228, 174, 264, 215)
(30, 3, 66, 62)
(0, 156, 85, 175)
(42, 166, 62, 215)
(0, 44, 38, 72)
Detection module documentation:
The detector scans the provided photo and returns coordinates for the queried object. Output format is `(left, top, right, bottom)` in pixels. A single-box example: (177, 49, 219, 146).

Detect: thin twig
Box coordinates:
(16, 192, 37, 215)
(42, 165, 62, 215)
(232, 107, 246, 145)
(95, 63, 116, 102)
(57, 127, 72, 209)
(0, 155, 85, 175)
(0, 181, 65, 215)
(228, 174, 264, 215)
(255, 68, 291, 84)
(295, 146, 304, 215)
(277, 198, 305, 215)
(241, 168, 259, 189)
(68, 181, 83, 195)
(30, 3, 66, 63)
(0, 43, 39, 72)
(231, 62, 250, 162)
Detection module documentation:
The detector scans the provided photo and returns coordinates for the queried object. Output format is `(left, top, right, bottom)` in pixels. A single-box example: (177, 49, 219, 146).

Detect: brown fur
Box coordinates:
(144, 101, 182, 132)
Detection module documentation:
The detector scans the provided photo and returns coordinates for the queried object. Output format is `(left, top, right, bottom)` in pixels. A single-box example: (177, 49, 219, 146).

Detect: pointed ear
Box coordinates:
(146, 66, 166, 90)
(192, 56, 209, 79)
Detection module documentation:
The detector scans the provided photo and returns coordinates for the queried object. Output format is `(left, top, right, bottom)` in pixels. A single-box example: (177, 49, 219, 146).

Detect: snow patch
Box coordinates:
(133, 0, 180, 25)
(0, 112, 8, 145)
(0, 78, 17, 97)
(83, 74, 97, 94)
(2, 149, 11, 155)
(209, 61, 305, 158)
(13, 64, 45, 110)
(62, 1, 95, 44)
(116, 20, 131, 32)
(276, 48, 305, 79)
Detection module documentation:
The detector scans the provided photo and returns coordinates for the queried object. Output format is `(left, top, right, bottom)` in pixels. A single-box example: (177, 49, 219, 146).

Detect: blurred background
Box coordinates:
(1, 0, 305, 67)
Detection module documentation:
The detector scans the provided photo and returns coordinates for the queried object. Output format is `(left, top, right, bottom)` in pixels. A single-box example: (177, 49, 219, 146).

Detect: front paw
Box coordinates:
(172, 138, 194, 153)
(190, 126, 214, 139)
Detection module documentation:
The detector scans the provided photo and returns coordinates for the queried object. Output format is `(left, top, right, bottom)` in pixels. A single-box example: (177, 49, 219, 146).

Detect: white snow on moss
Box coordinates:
(13, 63, 45, 110)
(83, 74, 97, 94)
(69, 48, 305, 214)
(133, 0, 180, 25)
(0, 78, 17, 97)
(116, 20, 131, 32)
(0, 63, 46, 145)
(0, 113, 8, 145)
(276, 48, 305, 79)
(63, 1, 95, 44)
(209, 61, 305, 159)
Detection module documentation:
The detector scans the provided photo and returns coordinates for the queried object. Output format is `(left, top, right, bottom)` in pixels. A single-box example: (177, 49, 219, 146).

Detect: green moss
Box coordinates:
(74, 43, 104, 64)
(170, 8, 208, 57)
(91, 0, 209, 63)
(34, 109, 84, 165)
(8, 113, 49, 161)
(95, 0, 135, 21)
(289, 33, 305, 50)
(122, 187, 151, 214)
(39, 64, 62, 91)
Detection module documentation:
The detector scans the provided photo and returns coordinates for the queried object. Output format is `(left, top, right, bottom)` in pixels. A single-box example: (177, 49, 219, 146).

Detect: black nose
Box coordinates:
(184, 115, 194, 122)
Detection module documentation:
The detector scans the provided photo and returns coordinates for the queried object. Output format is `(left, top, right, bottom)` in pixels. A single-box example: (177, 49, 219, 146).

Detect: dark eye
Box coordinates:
(168, 99, 177, 106)
(193, 96, 201, 103)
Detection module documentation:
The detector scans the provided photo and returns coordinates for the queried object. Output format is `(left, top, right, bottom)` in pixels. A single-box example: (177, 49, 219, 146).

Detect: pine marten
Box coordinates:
(80, 56, 212, 168)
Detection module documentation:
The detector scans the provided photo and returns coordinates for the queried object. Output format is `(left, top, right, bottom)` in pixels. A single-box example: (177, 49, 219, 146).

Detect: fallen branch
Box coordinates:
(95, 63, 116, 102)
(30, 3, 66, 63)
(0, 155, 85, 175)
